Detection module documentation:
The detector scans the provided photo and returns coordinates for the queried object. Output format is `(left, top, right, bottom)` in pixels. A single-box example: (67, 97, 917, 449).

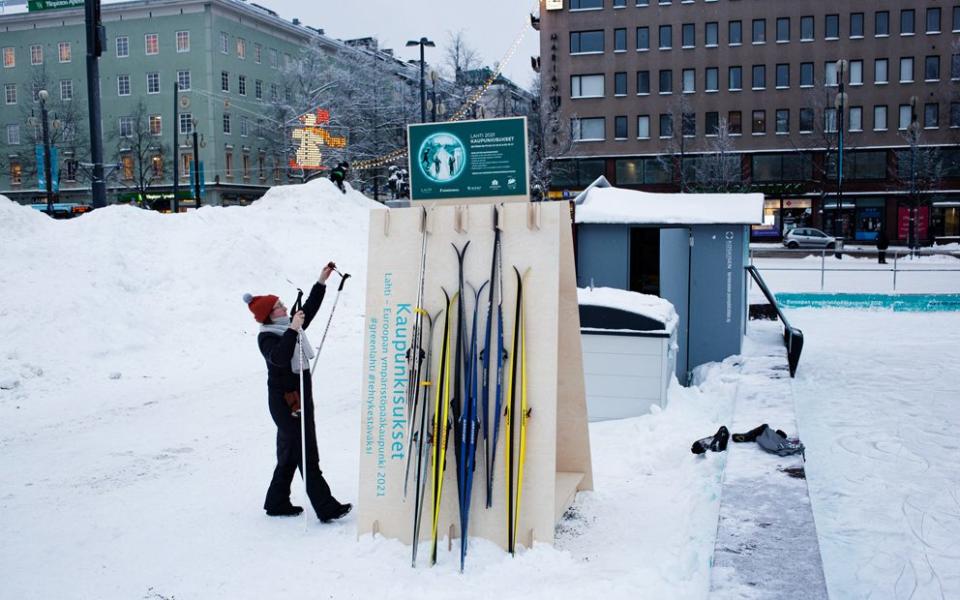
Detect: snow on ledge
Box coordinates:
(578, 286, 679, 334)
(575, 184, 764, 226)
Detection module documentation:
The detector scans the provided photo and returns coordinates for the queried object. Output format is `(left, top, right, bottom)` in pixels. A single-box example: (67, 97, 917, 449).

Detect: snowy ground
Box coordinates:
(1, 185, 736, 599)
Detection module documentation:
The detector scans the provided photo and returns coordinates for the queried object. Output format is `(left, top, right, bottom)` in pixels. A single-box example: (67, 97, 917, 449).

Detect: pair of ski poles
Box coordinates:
(294, 268, 351, 527)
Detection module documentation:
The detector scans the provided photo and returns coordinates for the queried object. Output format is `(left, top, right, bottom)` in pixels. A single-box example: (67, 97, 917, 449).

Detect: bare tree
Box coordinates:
(687, 118, 746, 193)
(655, 95, 695, 191)
(527, 72, 576, 199)
(107, 99, 170, 205)
(893, 123, 943, 248)
(444, 29, 482, 83)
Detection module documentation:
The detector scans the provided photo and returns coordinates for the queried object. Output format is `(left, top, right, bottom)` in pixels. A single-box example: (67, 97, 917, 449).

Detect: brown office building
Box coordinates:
(538, 0, 960, 244)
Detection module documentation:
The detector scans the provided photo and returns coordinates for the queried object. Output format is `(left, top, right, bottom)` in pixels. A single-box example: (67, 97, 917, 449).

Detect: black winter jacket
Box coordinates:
(257, 282, 326, 391)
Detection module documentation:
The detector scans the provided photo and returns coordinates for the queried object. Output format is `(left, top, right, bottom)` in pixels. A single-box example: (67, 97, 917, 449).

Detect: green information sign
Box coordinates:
(28, 0, 83, 11)
(407, 117, 529, 201)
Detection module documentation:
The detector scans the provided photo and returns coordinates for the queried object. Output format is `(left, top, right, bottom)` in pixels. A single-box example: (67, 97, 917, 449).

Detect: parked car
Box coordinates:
(783, 227, 837, 249)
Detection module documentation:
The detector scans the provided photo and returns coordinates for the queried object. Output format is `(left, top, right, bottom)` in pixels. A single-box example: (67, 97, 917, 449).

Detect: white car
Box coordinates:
(783, 227, 837, 249)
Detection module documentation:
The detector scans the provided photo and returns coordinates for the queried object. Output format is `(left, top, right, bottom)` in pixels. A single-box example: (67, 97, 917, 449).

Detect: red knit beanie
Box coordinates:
(243, 293, 279, 323)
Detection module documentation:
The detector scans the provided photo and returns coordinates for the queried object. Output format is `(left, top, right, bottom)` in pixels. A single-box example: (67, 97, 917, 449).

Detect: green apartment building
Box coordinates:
(0, 0, 412, 207)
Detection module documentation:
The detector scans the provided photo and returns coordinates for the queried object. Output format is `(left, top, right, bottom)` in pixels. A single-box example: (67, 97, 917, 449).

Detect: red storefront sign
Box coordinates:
(897, 205, 929, 240)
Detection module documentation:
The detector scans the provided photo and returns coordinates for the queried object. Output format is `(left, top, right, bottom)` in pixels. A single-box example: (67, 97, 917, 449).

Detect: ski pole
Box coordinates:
(297, 330, 308, 530)
(310, 271, 351, 376)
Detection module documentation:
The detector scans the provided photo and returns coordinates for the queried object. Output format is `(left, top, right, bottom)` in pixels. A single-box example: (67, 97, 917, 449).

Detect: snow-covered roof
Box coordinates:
(578, 287, 679, 335)
(575, 183, 764, 226)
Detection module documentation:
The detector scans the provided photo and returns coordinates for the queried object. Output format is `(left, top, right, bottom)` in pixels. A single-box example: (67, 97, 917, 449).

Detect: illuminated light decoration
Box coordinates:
(290, 108, 348, 170)
(354, 2, 536, 171)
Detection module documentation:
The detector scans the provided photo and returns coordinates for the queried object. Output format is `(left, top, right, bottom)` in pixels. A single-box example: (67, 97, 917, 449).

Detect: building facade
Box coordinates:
(539, 0, 960, 244)
(0, 0, 423, 208)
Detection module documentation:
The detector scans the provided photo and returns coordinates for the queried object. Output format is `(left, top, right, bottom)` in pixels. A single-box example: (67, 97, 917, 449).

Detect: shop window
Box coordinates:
(752, 199, 782, 238)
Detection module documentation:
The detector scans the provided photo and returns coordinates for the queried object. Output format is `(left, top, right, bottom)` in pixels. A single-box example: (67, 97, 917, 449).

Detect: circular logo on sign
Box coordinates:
(417, 132, 467, 183)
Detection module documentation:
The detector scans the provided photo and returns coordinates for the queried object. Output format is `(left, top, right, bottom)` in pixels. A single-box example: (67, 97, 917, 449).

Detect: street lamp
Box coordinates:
(37, 89, 55, 215)
(191, 117, 201, 207)
(406, 37, 435, 123)
(833, 59, 848, 259)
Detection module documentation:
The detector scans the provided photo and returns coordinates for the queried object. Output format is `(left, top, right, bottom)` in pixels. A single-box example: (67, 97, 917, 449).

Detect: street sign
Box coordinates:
(35, 145, 59, 192)
(407, 117, 529, 202)
(190, 161, 206, 198)
(28, 0, 83, 11)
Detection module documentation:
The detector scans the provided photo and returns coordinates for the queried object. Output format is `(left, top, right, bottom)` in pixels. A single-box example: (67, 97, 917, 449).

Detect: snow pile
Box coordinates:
(578, 286, 679, 334)
(576, 186, 764, 225)
(0, 182, 738, 599)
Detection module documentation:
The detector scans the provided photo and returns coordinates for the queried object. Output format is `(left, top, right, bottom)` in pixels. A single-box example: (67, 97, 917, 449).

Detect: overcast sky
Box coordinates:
(260, 0, 541, 87)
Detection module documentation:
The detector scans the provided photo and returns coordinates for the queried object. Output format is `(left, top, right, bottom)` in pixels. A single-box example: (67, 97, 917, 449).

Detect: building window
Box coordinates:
(899, 104, 912, 130)
(752, 110, 766, 134)
(682, 23, 695, 47)
(728, 111, 742, 134)
(752, 19, 766, 44)
(120, 154, 134, 180)
(637, 115, 650, 139)
(926, 7, 941, 33)
(240, 116, 249, 137)
(225, 150, 233, 178)
(151, 155, 163, 178)
(729, 20, 742, 45)
(30, 45, 43, 65)
(950, 102, 960, 128)
(636, 0, 649, 5)
(682, 112, 695, 137)
(925, 56, 940, 81)
(659, 113, 673, 137)
(60, 79, 72, 101)
(177, 31, 190, 52)
(825, 61, 838, 86)
(255, 79, 263, 100)
(682, 68, 695, 92)
(58, 42, 71, 63)
(571, 74, 604, 98)
(637, 26, 650, 50)
(706, 67, 719, 92)
(179, 113, 193, 135)
(901, 9, 915, 35)
(659, 24, 672, 49)
(799, 108, 814, 132)
(118, 75, 131, 96)
(659, 69, 673, 94)
(2, 47, 14, 68)
(954, 6, 960, 32)
(572, 117, 605, 141)
(637, 70, 650, 94)
(875, 59, 888, 84)
(953, 53, 960, 80)
(876, 11, 890, 36)
(259, 153, 266, 180)
(615, 115, 628, 139)
(255, 43, 262, 64)
(177, 70, 191, 91)
(849, 106, 863, 131)
(270, 83, 278, 100)
(220, 32, 229, 54)
(825, 14, 839, 39)
(752, 64, 766, 89)
(269, 48, 278, 68)
(571, 0, 602, 7)
(614, 72, 627, 96)
(223, 113, 231, 134)
(570, 30, 604, 53)
(728, 66, 742, 90)
(850, 13, 864, 38)
(800, 63, 813, 87)
(775, 109, 790, 134)
(221, 71, 230, 93)
(238, 75, 247, 96)
(705, 22, 718, 47)
(10, 160, 22, 184)
(900, 57, 914, 82)
(614, 28, 627, 52)
(149, 114, 162, 135)
(119, 116, 134, 137)
(824, 108, 837, 132)
(776, 64, 789, 88)
(850, 60, 863, 85)
(145, 33, 159, 55)
(874, 105, 888, 130)
(116, 36, 129, 58)
(776, 17, 790, 42)
(4, 83, 16, 104)
(924, 103, 939, 128)
(6, 123, 20, 145)
(706, 111, 719, 135)
(147, 72, 160, 94)
(237, 38, 246, 59)
(801, 16, 814, 40)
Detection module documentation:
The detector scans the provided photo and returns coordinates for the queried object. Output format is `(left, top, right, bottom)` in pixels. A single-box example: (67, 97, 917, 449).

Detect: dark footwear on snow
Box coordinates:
(266, 505, 304, 517)
(691, 435, 712, 454)
(710, 426, 730, 452)
(320, 502, 352, 523)
(733, 424, 769, 443)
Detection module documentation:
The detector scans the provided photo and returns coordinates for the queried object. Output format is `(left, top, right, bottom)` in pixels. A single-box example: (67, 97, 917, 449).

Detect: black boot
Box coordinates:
(710, 426, 730, 452)
(266, 505, 304, 517)
(733, 424, 769, 443)
(320, 502, 352, 523)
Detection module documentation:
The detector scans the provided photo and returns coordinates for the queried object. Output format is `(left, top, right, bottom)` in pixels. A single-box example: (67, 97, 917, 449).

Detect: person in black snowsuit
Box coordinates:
(330, 162, 349, 194)
(244, 262, 351, 522)
(876, 227, 889, 264)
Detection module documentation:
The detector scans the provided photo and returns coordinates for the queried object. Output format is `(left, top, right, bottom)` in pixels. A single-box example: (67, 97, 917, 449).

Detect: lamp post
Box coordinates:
(833, 59, 848, 259)
(909, 95, 919, 251)
(36, 90, 55, 215)
(405, 37, 435, 123)
(191, 117, 201, 208)
(430, 70, 438, 122)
